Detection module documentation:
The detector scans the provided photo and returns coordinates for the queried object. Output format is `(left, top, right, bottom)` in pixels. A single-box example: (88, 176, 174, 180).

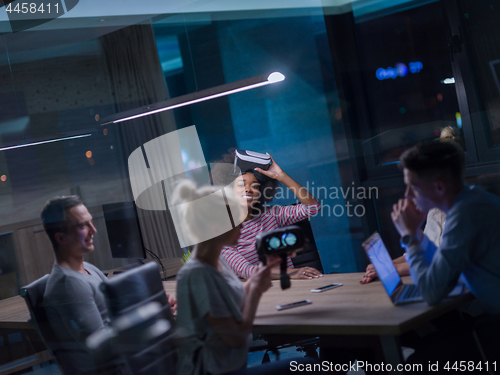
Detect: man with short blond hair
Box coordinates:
(393, 140, 500, 314)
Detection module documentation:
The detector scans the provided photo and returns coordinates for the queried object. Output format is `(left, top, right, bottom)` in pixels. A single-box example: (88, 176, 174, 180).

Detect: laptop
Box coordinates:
(362, 232, 463, 305)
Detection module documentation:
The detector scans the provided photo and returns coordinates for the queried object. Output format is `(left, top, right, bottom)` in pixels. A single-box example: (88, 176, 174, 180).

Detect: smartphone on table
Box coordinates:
(310, 283, 343, 293)
(276, 299, 312, 311)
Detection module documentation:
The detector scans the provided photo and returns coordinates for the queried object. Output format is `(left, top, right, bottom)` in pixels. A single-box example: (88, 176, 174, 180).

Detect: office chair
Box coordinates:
(291, 217, 324, 273)
(19, 275, 66, 371)
(92, 270, 178, 375)
(21, 275, 125, 375)
(100, 262, 174, 325)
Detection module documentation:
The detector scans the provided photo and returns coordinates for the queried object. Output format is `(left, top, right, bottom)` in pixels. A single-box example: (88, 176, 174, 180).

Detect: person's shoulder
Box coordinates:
(458, 185, 500, 208)
(178, 259, 216, 281)
(177, 259, 221, 293)
(44, 266, 91, 301)
(450, 185, 500, 225)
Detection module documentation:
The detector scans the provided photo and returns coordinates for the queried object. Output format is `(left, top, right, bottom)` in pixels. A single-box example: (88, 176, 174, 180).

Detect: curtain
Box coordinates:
(101, 24, 184, 260)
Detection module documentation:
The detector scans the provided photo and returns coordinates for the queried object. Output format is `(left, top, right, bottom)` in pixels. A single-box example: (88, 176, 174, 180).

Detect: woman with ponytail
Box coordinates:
(174, 180, 318, 375)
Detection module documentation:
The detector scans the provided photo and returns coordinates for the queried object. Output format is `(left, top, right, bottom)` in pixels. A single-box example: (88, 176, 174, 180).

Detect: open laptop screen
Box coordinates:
(363, 233, 401, 296)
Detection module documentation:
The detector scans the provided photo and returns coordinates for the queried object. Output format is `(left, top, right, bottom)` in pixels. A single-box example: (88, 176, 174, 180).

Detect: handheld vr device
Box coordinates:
(233, 149, 271, 180)
(256, 225, 306, 290)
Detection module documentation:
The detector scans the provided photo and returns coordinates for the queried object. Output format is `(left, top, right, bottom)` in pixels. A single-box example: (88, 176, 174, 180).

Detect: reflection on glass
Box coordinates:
(355, 1, 462, 165)
(458, 0, 500, 149)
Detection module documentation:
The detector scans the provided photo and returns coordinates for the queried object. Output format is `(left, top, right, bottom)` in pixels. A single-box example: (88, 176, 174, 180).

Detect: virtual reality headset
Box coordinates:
(256, 225, 306, 262)
(233, 149, 271, 180)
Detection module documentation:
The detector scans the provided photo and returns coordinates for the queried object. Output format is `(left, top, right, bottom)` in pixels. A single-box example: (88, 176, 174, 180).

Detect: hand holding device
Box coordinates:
(253, 153, 285, 181)
(256, 225, 306, 290)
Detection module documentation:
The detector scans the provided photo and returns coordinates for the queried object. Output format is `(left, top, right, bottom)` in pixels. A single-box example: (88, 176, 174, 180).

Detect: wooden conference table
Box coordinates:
(0, 273, 471, 373)
(251, 273, 471, 372)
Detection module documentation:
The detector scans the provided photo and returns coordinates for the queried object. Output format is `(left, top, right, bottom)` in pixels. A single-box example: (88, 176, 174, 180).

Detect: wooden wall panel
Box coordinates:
(7, 205, 184, 289)
(13, 225, 54, 286)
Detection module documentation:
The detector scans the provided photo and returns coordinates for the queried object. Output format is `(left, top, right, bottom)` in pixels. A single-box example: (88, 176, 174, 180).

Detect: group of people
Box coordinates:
(39, 135, 500, 374)
(40, 150, 323, 375)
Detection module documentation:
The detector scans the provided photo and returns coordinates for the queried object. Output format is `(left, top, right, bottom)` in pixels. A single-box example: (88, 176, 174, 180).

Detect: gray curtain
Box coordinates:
(101, 24, 184, 260)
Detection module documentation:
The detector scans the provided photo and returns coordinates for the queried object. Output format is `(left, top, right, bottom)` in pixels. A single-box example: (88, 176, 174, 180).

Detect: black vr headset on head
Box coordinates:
(232, 149, 271, 180)
(256, 225, 306, 290)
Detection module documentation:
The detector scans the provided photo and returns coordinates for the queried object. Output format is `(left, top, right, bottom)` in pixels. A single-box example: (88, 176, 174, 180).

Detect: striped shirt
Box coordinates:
(221, 202, 321, 279)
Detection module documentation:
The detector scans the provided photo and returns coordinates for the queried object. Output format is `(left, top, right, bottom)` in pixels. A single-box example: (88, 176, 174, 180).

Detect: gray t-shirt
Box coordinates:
(43, 262, 110, 373)
(176, 257, 248, 375)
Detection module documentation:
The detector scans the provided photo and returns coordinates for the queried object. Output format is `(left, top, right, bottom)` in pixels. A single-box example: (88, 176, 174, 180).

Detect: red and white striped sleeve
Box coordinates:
(270, 201, 321, 227)
(221, 247, 257, 280)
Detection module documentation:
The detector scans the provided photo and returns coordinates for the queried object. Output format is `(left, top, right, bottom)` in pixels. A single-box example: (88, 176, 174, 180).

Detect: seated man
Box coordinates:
(393, 140, 500, 314)
(41, 196, 175, 374)
(41, 196, 119, 374)
(361, 126, 455, 285)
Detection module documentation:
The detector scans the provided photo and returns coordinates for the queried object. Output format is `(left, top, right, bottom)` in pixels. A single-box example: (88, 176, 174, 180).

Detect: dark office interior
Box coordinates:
(0, 0, 499, 373)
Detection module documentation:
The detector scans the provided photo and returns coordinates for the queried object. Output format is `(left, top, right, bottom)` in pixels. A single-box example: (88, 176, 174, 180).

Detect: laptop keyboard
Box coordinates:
(398, 284, 421, 301)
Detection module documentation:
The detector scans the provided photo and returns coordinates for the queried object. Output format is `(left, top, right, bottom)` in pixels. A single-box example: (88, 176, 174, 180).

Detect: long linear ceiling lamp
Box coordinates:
(0, 133, 94, 152)
(100, 72, 285, 126)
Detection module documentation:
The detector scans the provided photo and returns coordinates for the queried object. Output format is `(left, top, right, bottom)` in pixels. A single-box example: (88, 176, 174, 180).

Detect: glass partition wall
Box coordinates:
(339, 0, 500, 255)
(0, 0, 500, 298)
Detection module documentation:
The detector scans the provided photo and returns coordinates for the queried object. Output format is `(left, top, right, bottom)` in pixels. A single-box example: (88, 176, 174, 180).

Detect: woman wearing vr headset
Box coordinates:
(212, 149, 323, 280)
(174, 180, 317, 375)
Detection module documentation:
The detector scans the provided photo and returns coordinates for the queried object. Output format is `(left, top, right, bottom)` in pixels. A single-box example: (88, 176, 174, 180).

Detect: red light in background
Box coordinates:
(335, 108, 342, 120)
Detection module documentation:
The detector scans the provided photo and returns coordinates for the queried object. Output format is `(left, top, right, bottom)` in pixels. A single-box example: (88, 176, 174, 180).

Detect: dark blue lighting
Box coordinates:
(409, 61, 423, 73)
(376, 61, 422, 80)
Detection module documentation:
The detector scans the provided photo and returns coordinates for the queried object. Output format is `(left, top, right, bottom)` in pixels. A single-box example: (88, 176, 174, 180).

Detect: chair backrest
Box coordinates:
(116, 302, 177, 375)
(19, 275, 63, 368)
(88, 301, 177, 375)
(22, 274, 126, 375)
(100, 262, 174, 324)
(291, 218, 324, 273)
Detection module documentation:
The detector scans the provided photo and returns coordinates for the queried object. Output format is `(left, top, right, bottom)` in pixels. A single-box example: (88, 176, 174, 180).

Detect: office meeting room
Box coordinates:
(0, 0, 499, 374)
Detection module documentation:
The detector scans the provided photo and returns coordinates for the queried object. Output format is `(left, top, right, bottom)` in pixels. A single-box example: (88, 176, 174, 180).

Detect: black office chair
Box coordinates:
(21, 275, 126, 375)
(100, 262, 174, 325)
(291, 218, 324, 273)
(19, 275, 65, 371)
(95, 262, 178, 375)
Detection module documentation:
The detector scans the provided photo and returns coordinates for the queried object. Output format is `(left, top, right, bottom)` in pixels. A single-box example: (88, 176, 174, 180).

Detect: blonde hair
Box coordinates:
(171, 180, 242, 245)
(440, 126, 459, 141)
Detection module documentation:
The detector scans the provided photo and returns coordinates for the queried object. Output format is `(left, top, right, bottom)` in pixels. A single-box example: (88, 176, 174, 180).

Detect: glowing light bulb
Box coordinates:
(267, 72, 285, 83)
